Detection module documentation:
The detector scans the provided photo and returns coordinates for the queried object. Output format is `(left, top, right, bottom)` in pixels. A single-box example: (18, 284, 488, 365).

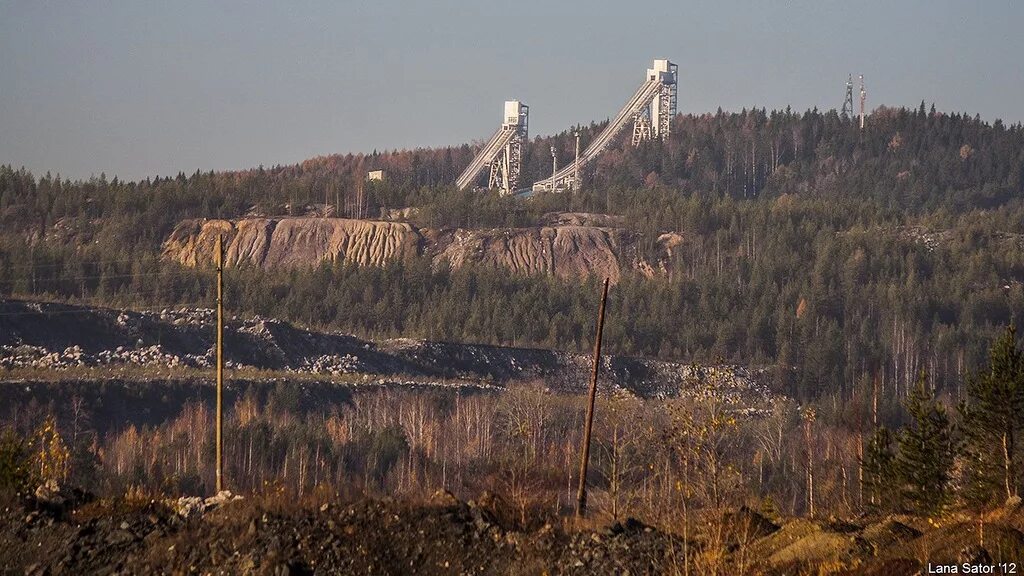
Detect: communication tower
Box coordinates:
(842, 74, 855, 117)
(859, 75, 866, 130)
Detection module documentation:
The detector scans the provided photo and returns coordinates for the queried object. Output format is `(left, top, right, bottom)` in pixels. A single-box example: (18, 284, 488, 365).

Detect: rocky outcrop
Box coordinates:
(162, 214, 682, 282)
(162, 218, 421, 268)
(432, 225, 629, 282)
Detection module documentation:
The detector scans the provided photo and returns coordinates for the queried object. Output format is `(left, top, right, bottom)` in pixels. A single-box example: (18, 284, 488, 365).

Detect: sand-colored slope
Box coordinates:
(163, 215, 680, 282)
(433, 225, 626, 282)
(162, 218, 421, 268)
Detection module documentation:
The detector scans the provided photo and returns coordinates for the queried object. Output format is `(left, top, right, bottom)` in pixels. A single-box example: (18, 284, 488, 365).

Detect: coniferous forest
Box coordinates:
(4, 105, 1024, 571)
(3, 105, 1022, 403)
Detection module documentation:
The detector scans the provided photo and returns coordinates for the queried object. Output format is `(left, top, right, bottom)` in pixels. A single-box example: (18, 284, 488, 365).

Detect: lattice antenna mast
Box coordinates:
(859, 75, 866, 130)
(842, 74, 854, 117)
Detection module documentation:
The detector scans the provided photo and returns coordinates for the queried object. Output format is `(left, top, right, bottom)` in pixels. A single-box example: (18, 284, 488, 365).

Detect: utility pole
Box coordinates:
(576, 278, 609, 518)
(215, 234, 225, 494)
(549, 145, 558, 191)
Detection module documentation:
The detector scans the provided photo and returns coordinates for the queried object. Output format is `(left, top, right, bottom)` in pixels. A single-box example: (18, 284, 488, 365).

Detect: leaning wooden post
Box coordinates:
(576, 277, 609, 518)
(215, 234, 225, 494)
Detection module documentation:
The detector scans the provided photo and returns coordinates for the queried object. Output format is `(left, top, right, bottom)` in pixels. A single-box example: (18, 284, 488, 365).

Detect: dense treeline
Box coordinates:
(3, 105, 1022, 234)
(1, 106, 1023, 404)
(2, 196, 1021, 403)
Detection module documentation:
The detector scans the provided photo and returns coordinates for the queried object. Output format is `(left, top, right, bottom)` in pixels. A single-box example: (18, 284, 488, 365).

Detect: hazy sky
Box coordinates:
(1, 1, 1021, 181)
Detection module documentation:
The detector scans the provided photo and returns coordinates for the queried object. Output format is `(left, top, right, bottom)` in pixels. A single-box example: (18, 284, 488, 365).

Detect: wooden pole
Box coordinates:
(576, 277, 609, 517)
(215, 234, 224, 494)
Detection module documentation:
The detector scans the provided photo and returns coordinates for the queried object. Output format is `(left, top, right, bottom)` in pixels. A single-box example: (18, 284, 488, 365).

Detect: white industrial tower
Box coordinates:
(488, 101, 529, 194)
(456, 100, 529, 195)
(632, 59, 678, 146)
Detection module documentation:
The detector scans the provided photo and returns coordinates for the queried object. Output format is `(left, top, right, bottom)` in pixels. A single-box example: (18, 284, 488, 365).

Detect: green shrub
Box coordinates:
(0, 429, 31, 494)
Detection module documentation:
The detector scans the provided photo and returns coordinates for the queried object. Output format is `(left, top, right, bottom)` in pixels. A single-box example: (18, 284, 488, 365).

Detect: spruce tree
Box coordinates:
(960, 326, 1024, 504)
(862, 426, 897, 511)
(896, 371, 955, 515)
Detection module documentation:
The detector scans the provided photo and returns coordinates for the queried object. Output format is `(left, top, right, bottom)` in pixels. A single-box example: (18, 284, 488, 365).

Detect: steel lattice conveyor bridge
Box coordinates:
(454, 59, 677, 196)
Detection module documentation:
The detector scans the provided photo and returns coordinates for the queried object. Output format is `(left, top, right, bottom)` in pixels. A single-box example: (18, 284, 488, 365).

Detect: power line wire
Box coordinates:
(0, 257, 165, 271)
(0, 301, 213, 318)
(1, 271, 203, 283)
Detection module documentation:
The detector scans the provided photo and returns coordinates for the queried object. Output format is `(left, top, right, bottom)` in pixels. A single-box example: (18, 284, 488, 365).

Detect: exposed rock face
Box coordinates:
(162, 218, 421, 268)
(433, 225, 629, 282)
(163, 214, 679, 282)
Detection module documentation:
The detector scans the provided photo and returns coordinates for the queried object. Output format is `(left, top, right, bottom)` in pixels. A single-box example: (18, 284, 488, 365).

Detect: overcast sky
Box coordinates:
(1, 0, 1021, 181)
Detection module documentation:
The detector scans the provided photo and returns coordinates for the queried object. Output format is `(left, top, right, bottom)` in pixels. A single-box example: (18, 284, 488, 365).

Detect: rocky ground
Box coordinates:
(1, 489, 684, 575)
(0, 299, 774, 405)
(4, 487, 1024, 575)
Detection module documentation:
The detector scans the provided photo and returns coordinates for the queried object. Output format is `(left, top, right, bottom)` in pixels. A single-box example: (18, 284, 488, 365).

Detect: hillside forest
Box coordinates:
(4, 104, 1024, 567)
(2, 104, 1022, 403)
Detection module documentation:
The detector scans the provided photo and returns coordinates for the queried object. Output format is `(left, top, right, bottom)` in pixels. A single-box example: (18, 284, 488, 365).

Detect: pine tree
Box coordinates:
(896, 371, 955, 515)
(960, 326, 1024, 505)
(862, 426, 897, 511)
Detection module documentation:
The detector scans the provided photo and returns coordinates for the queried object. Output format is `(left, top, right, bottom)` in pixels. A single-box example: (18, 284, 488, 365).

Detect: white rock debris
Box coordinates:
(2, 303, 777, 410)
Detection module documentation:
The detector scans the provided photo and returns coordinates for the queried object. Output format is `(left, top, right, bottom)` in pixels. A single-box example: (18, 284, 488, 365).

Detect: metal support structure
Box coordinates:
(631, 111, 652, 146)
(842, 74, 855, 117)
(632, 59, 677, 146)
(458, 101, 528, 195)
(534, 59, 676, 193)
(215, 234, 224, 494)
(657, 65, 677, 137)
(666, 62, 678, 132)
(577, 278, 609, 518)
